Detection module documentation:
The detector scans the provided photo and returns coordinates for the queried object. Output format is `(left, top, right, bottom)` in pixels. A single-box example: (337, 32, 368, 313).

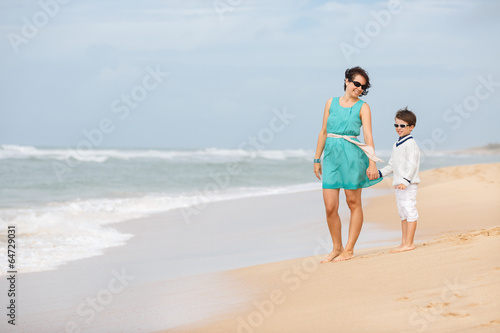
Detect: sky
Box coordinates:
(1, 0, 499, 152)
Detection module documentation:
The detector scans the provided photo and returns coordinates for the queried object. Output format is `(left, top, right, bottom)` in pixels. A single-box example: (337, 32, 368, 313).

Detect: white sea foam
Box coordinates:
(0, 211, 131, 275)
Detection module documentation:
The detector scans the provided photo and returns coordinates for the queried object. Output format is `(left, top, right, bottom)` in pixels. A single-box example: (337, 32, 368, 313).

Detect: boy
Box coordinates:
(377, 107, 420, 253)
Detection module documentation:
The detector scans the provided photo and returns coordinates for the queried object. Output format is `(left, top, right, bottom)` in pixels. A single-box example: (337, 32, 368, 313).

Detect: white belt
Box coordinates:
(327, 133, 383, 163)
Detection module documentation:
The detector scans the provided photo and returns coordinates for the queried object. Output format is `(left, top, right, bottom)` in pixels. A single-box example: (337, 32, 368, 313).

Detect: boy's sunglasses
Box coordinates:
(348, 79, 368, 90)
(394, 124, 410, 128)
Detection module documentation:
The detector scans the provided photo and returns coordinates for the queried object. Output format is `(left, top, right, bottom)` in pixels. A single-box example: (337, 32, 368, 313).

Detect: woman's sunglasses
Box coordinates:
(348, 79, 368, 90)
(394, 124, 410, 128)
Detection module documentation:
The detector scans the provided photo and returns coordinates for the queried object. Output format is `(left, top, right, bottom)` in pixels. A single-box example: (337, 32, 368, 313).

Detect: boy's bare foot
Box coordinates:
(332, 250, 355, 262)
(320, 249, 343, 263)
(390, 245, 415, 253)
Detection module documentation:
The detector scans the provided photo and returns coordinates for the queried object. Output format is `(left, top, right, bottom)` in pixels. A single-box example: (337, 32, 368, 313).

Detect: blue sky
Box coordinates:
(1, 0, 499, 151)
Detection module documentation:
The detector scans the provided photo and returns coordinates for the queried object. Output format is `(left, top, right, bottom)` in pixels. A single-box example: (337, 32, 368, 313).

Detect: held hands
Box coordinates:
(395, 184, 407, 190)
(366, 164, 378, 180)
(314, 163, 322, 180)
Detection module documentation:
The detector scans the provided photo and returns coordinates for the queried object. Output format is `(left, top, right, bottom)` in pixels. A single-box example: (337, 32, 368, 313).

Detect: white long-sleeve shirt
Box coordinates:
(379, 135, 421, 186)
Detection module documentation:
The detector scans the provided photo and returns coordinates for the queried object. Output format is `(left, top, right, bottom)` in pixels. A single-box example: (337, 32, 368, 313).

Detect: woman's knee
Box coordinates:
(323, 189, 340, 216)
(345, 197, 361, 210)
(324, 203, 339, 216)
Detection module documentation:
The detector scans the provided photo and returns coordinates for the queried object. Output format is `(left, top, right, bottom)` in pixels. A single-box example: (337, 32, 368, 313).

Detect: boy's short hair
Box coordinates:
(395, 107, 417, 127)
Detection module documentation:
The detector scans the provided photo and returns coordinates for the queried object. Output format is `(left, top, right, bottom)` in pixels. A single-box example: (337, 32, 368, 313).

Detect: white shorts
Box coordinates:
(395, 184, 418, 222)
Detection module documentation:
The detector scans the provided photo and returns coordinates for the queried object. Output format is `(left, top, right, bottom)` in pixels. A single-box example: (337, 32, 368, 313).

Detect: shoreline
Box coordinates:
(1, 185, 397, 279)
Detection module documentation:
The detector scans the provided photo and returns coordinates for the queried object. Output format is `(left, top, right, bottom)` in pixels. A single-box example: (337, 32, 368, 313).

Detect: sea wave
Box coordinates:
(0, 145, 314, 163)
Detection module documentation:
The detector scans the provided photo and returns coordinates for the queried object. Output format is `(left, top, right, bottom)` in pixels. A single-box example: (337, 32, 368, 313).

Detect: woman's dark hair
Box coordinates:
(395, 107, 417, 127)
(343, 66, 371, 96)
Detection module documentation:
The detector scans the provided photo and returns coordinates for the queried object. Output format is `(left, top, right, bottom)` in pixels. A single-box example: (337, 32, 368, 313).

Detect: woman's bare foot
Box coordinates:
(320, 249, 343, 263)
(391, 244, 415, 253)
(390, 244, 405, 253)
(332, 249, 355, 262)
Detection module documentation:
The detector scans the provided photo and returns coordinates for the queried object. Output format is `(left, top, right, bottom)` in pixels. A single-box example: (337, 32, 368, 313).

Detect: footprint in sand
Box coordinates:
(425, 302, 449, 309)
(467, 302, 481, 308)
(442, 312, 470, 318)
(480, 319, 500, 327)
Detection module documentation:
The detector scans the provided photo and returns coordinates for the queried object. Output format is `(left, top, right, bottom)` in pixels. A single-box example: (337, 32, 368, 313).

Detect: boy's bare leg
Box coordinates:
(391, 220, 417, 253)
(403, 220, 417, 250)
(391, 220, 408, 252)
(321, 189, 344, 262)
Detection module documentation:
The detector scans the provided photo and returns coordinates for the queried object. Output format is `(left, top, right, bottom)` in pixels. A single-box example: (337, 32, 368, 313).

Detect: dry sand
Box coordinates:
(165, 163, 500, 333)
(368, 162, 500, 237)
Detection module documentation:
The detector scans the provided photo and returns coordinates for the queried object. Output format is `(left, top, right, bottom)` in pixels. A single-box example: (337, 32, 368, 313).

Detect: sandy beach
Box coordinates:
(165, 163, 500, 333)
(1, 163, 499, 333)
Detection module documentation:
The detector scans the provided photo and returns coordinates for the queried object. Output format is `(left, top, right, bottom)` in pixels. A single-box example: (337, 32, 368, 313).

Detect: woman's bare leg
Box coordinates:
(321, 188, 343, 263)
(334, 188, 362, 262)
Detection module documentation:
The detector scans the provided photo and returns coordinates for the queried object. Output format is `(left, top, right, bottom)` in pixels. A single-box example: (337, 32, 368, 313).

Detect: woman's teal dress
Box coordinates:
(323, 97, 382, 190)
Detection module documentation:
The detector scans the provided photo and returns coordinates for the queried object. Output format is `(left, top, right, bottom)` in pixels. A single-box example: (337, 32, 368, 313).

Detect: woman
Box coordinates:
(314, 66, 382, 263)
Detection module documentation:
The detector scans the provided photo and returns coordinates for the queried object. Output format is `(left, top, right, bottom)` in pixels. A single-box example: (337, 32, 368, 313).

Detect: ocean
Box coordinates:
(1, 144, 499, 276)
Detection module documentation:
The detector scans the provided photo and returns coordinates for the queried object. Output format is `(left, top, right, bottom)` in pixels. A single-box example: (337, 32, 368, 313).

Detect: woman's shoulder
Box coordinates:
(325, 97, 337, 109)
(359, 100, 370, 113)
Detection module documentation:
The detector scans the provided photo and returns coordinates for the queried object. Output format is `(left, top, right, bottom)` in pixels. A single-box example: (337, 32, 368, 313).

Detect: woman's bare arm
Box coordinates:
(360, 103, 378, 179)
(314, 98, 332, 180)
